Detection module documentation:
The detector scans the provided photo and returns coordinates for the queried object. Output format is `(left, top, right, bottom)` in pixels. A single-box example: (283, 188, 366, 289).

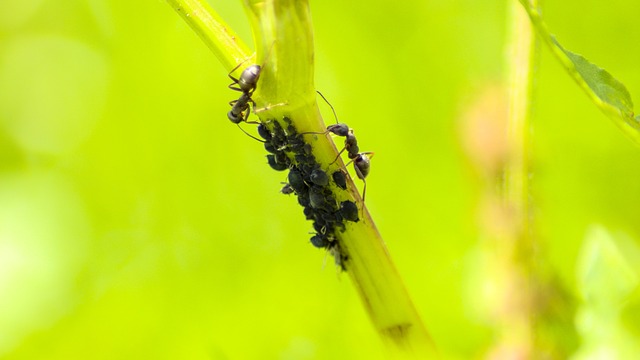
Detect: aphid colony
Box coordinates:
(227, 62, 371, 268)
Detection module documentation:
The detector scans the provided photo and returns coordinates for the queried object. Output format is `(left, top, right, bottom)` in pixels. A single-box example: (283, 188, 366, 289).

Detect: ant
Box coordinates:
(227, 60, 260, 124)
(226, 60, 266, 143)
(303, 92, 374, 202)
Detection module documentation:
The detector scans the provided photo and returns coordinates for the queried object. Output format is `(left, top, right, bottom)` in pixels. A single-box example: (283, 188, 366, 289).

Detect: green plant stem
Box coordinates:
(245, 1, 437, 357)
(167, 0, 437, 357)
(506, 0, 534, 233)
(497, 0, 538, 355)
(165, 0, 251, 71)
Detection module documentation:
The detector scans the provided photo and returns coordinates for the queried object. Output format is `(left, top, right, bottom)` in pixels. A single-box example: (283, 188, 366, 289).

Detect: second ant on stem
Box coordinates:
(303, 91, 374, 202)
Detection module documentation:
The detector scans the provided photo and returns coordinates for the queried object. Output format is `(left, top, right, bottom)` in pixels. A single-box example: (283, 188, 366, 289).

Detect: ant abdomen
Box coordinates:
(236, 65, 261, 93)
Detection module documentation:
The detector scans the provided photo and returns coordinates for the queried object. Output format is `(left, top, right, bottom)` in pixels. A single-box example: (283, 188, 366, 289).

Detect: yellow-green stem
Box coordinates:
(166, 0, 438, 357)
(493, 0, 538, 356)
(166, 0, 252, 70)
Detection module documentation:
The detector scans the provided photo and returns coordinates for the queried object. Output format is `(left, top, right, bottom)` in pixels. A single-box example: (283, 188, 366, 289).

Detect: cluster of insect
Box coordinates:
(226, 58, 373, 269)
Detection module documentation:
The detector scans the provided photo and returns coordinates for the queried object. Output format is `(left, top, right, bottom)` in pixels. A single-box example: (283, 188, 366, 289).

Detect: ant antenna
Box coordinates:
(261, 41, 276, 70)
(228, 52, 255, 78)
(236, 124, 265, 143)
(316, 91, 339, 124)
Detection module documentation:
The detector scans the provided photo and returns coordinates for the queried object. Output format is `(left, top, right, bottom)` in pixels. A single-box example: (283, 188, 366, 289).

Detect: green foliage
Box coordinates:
(552, 38, 634, 118)
(519, 0, 640, 145)
(1, 0, 640, 359)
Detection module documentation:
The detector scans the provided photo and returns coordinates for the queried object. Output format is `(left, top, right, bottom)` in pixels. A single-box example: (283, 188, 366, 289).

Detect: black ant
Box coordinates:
(226, 60, 267, 143)
(228, 61, 260, 124)
(303, 92, 374, 202)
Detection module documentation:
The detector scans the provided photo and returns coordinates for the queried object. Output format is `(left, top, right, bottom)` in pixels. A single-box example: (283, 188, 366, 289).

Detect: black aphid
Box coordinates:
(332, 170, 347, 190)
(267, 155, 288, 171)
(257, 123, 272, 141)
(310, 234, 329, 248)
(288, 168, 307, 193)
(280, 183, 295, 195)
(310, 168, 329, 186)
(264, 142, 277, 154)
(340, 201, 359, 222)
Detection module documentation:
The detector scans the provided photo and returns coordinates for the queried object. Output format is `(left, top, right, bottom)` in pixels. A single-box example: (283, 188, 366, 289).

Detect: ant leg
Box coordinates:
(229, 99, 238, 106)
(343, 157, 354, 168)
(243, 103, 260, 124)
(242, 102, 253, 122)
(331, 147, 347, 164)
(227, 53, 256, 89)
(361, 178, 367, 203)
(300, 130, 330, 136)
(228, 61, 245, 76)
(227, 54, 254, 78)
(228, 83, 243, 92)
(353, 169, 367, 221)
(249, 98, 257, 117)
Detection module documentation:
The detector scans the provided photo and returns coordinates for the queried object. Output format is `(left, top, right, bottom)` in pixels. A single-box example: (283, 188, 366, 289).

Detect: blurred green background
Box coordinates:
(1, 0, 640, 359)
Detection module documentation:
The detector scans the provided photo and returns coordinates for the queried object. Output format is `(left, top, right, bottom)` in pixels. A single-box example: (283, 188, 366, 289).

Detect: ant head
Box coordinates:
(327, 123, 350, 137)
(238, 65, 261, 92)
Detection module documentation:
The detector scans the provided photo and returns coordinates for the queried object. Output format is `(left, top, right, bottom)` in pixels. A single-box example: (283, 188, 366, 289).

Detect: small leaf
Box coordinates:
(551, 37, 634, 117)
(519, 1, 640, 145)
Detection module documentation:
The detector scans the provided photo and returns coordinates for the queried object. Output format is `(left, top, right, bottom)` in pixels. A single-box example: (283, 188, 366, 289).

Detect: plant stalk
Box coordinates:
(165, 0, 252, 70)
(491, 0, 538, 356)
(246, 0, 437, 357)
(166, 0, 438, 357)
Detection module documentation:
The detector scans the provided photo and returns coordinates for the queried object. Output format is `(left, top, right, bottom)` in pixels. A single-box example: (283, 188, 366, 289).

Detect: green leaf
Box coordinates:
(518, 0, 640, 146)
(551, 37, 634, 117)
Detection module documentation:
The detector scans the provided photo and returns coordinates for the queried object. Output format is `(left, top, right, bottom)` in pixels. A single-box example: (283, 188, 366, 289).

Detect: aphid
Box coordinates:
(309, 186, 338, 212)
(313, 221, 326, 235)
(297, 192, 310, 207)
(264, 142, 277, 154)
(340, 200, 359, 222)
(280, 183, 295, 195)
(309, 168, 329, 186)
(257, 123, 272, 141)
(274, 151, 289, 166)
(270, 121, 288, 150)
(332, 170, 347, 190)
(303, 206, 314, 220)
(310, 234, 329, 248)
(288, 168, 307, 193)
(267, 155, 288, 171)
(309, 186, 327, 209)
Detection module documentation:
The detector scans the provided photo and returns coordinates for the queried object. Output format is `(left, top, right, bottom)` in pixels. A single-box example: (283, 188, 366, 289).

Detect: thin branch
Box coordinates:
(167, 0, 438, 356)
(166, 0, 251, 71)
